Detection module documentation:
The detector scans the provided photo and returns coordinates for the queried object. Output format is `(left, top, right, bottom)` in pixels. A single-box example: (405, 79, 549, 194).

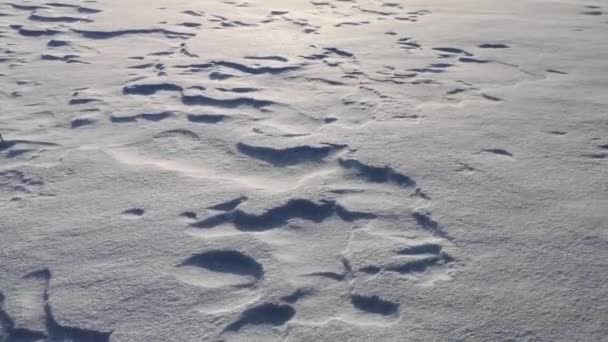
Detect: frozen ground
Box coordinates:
(0, 0, 607, 341)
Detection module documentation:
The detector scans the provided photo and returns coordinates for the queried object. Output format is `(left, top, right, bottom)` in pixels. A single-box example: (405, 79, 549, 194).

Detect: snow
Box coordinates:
(1, 0, 607, 341)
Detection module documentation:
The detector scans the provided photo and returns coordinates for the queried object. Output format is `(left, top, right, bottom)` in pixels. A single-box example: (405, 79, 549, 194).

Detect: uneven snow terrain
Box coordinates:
(1, 0, 607, 341)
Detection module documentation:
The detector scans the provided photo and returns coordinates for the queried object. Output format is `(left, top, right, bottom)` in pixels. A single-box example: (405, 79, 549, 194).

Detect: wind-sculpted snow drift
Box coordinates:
(1, 0, 606, 341)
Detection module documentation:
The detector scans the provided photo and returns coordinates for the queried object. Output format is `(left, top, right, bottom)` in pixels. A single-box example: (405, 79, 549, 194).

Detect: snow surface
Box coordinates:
(1, 0, 607, 341)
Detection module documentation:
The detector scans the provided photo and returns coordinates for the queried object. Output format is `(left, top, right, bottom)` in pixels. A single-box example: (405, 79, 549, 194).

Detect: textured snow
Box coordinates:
(1, 0, 607, 341)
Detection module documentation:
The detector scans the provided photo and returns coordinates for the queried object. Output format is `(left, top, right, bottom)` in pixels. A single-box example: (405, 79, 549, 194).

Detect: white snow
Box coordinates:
(1, 0, 607, 341)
